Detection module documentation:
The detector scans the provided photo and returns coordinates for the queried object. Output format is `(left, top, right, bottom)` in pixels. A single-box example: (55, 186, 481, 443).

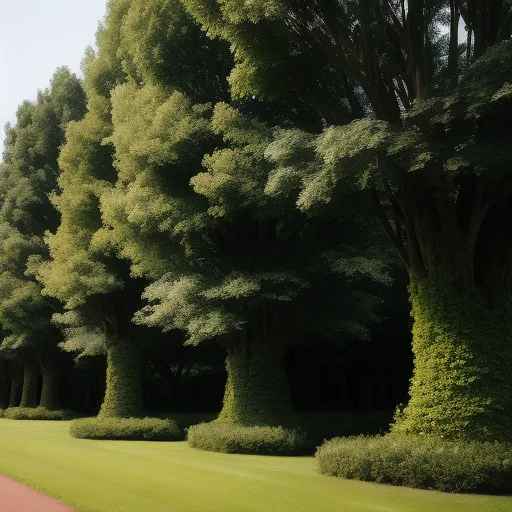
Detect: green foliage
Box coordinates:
(264, 119, 431, 214)
(2, 407, 75, 421)
(35, 2, 128, 315)
(99, 342, 145, 418)
(316, 435, 512, 494)
(69, 417, 181, 441)
(0, 68, 86, 361)
(188, 422, 308, 455)
(392, 267, 512, 442)
(118, 0, 231, 102)
(115, 98, 390, 348)
(181, 0, 340, 107)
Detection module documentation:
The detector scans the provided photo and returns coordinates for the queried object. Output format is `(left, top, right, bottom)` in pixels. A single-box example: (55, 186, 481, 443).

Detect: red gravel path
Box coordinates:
(0, 474, 74, 512)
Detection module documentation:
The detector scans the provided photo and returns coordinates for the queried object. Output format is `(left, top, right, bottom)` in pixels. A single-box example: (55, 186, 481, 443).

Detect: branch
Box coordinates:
(371, 185, 411, 272)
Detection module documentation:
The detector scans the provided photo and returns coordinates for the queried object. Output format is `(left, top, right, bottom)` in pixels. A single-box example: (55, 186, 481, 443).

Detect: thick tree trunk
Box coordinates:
(217, 343, 296, 427)
(392, 267, 512, 441)
(8, 363, 22, 408)
(99, 341, 145, 418)
(20, 358, 39, 408)
(39, 362, 60, 411)
(0, 360, 10, 409)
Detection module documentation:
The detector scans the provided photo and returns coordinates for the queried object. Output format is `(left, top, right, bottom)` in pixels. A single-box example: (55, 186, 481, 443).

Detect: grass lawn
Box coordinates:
(0, 419, 510, 512)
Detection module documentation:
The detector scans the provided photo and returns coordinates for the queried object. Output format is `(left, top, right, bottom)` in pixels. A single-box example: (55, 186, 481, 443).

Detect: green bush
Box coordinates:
(187, 422, 309, 455)
(316, 434, 512, 494)
(2, 407, 76, 421)
(70, 416, 182, 441)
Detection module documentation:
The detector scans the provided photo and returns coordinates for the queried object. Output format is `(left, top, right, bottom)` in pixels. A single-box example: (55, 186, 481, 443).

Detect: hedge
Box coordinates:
(70, 416, 182, 441)
(1, 407, 75, 421)
(316, 434, 512, 494)
(187, 422, 309, 455)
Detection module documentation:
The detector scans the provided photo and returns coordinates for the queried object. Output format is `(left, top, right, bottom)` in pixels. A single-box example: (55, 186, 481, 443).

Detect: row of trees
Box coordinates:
(1, 0, 511, 442)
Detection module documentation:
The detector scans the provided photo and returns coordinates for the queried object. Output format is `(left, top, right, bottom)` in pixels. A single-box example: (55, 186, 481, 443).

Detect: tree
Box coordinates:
(36, 0, 146, 419)
(36, 0, 232, 419)
(181, 0, 512, 440)
(100, 73, 391, 428)
(0, 68, 86, 409)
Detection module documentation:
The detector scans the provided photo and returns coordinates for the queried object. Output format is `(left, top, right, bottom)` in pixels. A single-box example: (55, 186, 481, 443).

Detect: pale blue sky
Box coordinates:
(0, 0, 107, 154)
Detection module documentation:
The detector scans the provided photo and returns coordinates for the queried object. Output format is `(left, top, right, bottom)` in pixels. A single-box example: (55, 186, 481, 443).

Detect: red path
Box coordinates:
(0, 474, 74, 512)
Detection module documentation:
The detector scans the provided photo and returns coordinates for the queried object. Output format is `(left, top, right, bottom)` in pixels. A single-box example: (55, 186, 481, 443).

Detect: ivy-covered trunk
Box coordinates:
(217, 343, 296, 426)
(99, 341, 145, 418)
(392, 268, 512, 441)
(20, 357, 39, 408)
(39, 360, 60, 411)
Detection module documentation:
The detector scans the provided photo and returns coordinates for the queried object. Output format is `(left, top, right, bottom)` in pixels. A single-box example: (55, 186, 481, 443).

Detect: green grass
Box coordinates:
(0, 419, 510, 512)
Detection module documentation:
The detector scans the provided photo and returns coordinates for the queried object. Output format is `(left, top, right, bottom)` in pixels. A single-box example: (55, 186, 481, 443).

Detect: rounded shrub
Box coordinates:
(316, 434, 512, 494)
(3, 407, 76, 421)
(187, 422, 309, 455)
(70, 417, 182, 441)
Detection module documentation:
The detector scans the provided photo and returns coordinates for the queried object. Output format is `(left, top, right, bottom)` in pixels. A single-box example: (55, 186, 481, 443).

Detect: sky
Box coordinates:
(0, 0, 107, 154)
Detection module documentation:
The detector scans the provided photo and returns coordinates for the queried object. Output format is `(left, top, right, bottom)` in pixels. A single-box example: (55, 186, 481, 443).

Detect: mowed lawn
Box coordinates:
(0, 420, 510, 512)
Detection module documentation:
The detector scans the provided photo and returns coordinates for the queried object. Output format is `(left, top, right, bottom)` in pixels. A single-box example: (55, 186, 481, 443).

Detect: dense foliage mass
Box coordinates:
(0, 0, 511, 492)
(317, 435, 512, 494)
(70, 416, 181, 441)
(0, 407, 75, 421)
(187, 422, 308, 455)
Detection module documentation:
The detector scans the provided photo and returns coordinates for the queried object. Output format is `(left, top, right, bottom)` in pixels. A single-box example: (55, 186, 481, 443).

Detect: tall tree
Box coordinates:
(182, 0, 512, 440)
(0, 68, 86, 409)
(100, 82, 391, 429)
(36, 0, 232, 419)
(36, 0, 146, 419)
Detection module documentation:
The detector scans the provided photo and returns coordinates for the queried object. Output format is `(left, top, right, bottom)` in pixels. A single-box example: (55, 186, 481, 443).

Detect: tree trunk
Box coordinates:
(392, 267, 512, 441)
(8, 362, 22, 408)
(99, 341, 145, 418)
(39, 362, 60, 411)
(20, 358, 38, 408)
(0, 360, 10, 409)
(217, 343, 296, 427)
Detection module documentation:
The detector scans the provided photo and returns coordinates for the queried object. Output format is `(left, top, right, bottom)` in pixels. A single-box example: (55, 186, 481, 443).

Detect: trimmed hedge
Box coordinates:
(187, 422, 309, 455)
(70, 417, 182, 441)
(316, 434, 512, 494)
(2, 407, 75, 421)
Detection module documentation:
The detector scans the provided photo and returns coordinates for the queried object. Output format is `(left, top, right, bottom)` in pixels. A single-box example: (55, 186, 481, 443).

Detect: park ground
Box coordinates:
(0, 419, 510, 512)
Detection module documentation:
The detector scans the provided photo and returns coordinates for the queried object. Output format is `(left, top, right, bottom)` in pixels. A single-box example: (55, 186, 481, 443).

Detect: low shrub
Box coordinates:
(70, 416, 182, 441)
(316, 434, 512, 494)
(187, 422, 309, 455)
(3, 407, 75, 421)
